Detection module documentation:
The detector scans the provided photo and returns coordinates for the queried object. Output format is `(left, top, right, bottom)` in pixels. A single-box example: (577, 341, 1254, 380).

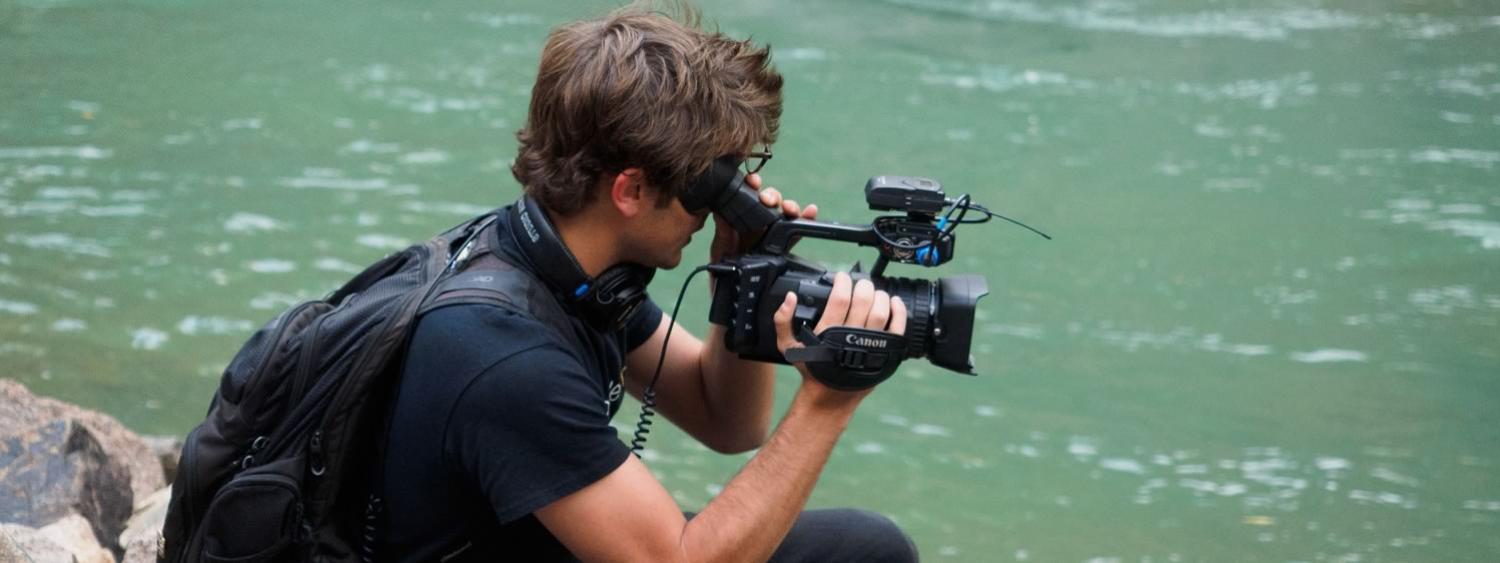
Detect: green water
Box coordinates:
(3, 0, 1498, 560)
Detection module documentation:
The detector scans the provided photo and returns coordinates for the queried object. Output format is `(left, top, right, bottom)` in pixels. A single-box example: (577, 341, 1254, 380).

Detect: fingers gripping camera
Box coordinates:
(784, 325, 908, 391)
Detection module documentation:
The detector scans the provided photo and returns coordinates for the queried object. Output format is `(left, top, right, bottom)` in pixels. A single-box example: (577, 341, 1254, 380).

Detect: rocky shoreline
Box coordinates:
(1, 379, 177, 563)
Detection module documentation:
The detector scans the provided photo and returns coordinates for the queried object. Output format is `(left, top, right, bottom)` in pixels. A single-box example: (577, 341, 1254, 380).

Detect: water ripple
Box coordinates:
(0, 299, 38, 315)
(130, 327, 169, 350)
(886, 0, 1498, 42)
(0, 146, 112, 159)
(223, 212, 283, 234)
(1289, 349, 1368, 363)
(5, 233, 111, 257)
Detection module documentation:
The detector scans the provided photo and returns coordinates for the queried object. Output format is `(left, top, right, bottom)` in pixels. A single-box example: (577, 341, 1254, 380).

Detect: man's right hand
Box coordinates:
(772, 271, 908, 402)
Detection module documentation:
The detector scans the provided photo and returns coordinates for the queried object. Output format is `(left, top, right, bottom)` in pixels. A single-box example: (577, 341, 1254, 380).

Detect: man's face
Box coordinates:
(623, 189, 710, 270)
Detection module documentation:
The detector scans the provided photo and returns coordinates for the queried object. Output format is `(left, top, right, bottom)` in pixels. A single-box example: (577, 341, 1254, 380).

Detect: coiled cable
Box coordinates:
(359, 493, 383, 563)
(631, 264, 714, 456)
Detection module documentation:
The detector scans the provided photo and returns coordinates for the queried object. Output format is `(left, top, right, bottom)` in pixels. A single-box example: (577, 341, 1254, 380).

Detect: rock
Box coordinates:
(140, 434, 184, 483)
(0, 379, 165, 502)
(0, 513, 116, 563)
(120, 486, 171, 563)
(0, 527, 25, 562)
(0, 418, 133, 553)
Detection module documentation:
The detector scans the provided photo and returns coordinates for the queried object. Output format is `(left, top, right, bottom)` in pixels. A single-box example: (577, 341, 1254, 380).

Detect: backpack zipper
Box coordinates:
(291, 298, 343, 403)
(309, 430, 325, 477)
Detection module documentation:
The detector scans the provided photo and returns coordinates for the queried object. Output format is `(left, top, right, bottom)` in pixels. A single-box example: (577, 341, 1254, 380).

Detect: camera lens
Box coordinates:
(873, 275, 986, 374)
(870, 276, 934, 361)
(765, 271, 986, 374)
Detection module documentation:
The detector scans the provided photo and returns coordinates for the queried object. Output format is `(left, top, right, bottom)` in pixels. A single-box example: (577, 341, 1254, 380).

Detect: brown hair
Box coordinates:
(512, 1, 783, 215)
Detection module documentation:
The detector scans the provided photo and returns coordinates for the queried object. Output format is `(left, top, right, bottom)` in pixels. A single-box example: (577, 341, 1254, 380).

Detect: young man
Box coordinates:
(378, 4, 917, 561)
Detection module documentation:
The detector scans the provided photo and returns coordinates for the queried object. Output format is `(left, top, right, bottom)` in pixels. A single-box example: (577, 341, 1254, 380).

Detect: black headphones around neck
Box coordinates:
(506, 197, 655, 330)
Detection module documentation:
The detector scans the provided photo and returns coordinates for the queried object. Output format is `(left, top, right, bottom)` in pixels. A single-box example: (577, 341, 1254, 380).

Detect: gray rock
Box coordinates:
(0, 418, 132, 554)
(0, 379, 166, 503)
(0, 526, 25, 562)
(120, 486, 171, 563)
(140, 435, 183, 484)
(0, 512, 116, 563)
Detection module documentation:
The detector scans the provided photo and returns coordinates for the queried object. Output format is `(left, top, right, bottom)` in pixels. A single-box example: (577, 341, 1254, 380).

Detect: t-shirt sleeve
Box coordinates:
(445, 343, 631, 525)
(622, 296, 664, 351)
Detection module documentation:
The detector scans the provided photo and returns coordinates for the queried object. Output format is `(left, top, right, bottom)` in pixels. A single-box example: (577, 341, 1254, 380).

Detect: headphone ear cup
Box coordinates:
(506, 198, 656, 329)
(579, 264, 655, 327)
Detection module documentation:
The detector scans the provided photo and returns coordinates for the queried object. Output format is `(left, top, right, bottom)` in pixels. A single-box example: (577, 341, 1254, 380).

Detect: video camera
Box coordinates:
(682, 157, 1046, 377)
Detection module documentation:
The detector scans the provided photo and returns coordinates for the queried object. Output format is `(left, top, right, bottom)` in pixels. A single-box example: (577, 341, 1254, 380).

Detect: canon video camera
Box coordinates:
(681, 157, 1044, 376)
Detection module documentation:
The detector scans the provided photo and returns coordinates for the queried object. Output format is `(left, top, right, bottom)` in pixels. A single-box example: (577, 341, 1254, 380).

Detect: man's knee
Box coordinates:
(839, 508, 919, 563)
(774, 508, 919, 563)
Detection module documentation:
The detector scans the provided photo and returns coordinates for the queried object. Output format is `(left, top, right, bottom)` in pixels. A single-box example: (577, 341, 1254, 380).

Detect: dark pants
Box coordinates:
(686, 508, 920, 563)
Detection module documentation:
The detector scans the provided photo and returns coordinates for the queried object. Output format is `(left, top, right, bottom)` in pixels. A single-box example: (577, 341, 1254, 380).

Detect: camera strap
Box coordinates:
(783, 325, 907, 391)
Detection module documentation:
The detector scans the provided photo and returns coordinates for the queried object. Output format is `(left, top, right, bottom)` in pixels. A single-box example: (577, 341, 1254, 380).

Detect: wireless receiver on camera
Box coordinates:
(678, 155, 1048, 376)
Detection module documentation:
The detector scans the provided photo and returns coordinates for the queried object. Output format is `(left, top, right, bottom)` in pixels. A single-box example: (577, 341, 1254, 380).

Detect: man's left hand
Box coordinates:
(709, 173, 817, 263)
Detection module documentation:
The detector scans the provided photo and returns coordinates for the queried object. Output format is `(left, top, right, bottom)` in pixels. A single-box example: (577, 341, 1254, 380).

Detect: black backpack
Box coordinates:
(160, 211, 584, 562)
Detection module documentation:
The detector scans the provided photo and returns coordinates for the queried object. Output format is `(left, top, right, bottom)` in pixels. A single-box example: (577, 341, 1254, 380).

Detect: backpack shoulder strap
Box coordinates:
(418, 226, 588, 354)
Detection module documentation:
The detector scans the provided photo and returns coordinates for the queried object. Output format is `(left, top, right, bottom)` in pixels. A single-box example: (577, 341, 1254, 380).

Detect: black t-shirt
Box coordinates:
(378, 213, 663, 562)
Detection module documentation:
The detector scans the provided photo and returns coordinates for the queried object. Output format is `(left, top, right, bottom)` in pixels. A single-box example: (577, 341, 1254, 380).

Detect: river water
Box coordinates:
(2, 0, 1497, 560)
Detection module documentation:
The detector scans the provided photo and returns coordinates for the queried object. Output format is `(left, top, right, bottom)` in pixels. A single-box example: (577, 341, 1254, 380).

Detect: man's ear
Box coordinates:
(609, 168, 655, 218)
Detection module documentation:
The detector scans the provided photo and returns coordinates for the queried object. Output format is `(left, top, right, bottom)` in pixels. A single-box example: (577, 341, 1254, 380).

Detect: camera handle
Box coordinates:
(784, 325, 908, 391)
(755, 218, 880, 255)
(753, 217, 953, 278)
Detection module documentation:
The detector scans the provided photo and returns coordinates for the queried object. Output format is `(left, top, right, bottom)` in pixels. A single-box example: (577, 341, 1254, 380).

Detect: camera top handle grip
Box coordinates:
(755, 218, 880, 255)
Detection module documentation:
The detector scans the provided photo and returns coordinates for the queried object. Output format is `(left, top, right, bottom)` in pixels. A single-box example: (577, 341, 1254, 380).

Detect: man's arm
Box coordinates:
(542, 275, 906, 562)
(622, 175, 814, 453)
(539, 384, 857, 563)
(623, 319, 776, 454)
